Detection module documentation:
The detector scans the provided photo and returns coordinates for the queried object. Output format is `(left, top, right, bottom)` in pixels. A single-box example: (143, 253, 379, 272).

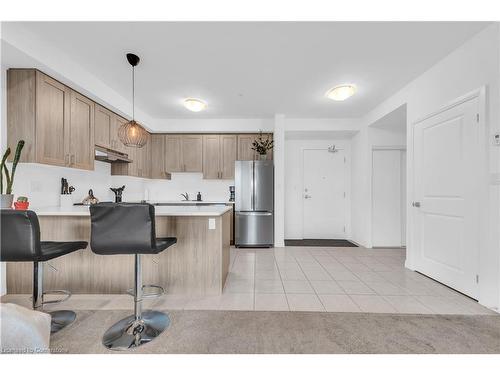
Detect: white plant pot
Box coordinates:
(59, 194, 73, 208)
(1, 194, 14, 209)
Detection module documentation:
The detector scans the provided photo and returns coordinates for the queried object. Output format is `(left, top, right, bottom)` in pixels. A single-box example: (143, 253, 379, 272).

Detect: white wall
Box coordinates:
(284, 137, 351, 239)
(359, 24, 500, 309)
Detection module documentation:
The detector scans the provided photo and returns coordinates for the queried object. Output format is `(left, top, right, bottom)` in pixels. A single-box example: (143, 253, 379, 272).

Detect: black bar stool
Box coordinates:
(0, 209, 88, 333)
(89, 202, 177, 350)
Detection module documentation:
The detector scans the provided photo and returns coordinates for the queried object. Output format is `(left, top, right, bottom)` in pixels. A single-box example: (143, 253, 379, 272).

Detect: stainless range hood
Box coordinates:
(94, 145, 132, 163)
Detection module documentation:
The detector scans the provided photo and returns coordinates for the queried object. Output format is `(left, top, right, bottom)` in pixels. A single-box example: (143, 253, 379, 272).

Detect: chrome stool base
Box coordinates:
(102, 310, 170, 350)
(49, 310, 76, 334)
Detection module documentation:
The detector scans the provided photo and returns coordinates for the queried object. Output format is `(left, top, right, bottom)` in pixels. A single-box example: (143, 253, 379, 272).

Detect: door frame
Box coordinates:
(408, 87, 487, 301)
(300, 146, 351, 239)
(370, 146, 407, 248)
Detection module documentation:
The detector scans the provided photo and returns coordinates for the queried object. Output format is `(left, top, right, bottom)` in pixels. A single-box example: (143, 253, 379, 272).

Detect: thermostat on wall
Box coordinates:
(494, 132, 500, 146)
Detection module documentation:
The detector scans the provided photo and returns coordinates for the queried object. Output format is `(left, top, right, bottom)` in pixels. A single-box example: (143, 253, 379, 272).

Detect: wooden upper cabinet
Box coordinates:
(220, 134, 237, 179)
(151, 134, 169, 179)
(139, 134, 151, 178)
(35, 71, 71, 167)
(94, 104, 112, 149)
(237, 133, 273, 161)
(69, 91, 94, 170)
(181, 134, 203, 172)
(203, 134, 237, 180)
(203, 134, 221, 179)
(237, 134, 257, 161)
(165, 135, 183, 172)
(110, 115, 129, 154)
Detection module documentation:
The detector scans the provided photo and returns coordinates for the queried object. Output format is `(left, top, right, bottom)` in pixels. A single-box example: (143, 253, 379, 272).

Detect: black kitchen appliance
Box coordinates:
(229, 185, 235, 202)
(110, 185, 125, 203)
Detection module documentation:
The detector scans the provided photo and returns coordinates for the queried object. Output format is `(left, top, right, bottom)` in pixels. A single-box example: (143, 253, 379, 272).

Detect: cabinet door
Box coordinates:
(165, 135, 183, 172)
(69, 91, 95, 170)
(237, 134, 257, 161)
(151, 134, 166, 178)
(35, 72, 71, 167)
(220, 134, 237, 179)
(203, 134, 220, 179)
(181, 134, 203, 172)
(110, 116, 128, 154)
(140, 134, 151, 178)
(94, 104, 112, 148)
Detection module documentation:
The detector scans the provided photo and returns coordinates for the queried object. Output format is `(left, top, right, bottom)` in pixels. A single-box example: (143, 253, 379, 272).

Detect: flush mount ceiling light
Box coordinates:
(183, 98, 207, 112)
(118, 53, 148, 148)
(325, 84, 357, 101)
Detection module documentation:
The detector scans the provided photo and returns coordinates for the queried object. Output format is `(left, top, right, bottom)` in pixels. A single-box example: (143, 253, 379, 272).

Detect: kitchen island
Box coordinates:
(6, 205, 232, 296)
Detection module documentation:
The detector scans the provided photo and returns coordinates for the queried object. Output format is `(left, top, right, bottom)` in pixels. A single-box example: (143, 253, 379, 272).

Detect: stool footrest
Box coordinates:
(42, 290, 72, 306)
(126, 284, 164, 299)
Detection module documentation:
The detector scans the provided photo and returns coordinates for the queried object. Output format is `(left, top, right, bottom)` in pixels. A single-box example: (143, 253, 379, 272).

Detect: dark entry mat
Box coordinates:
(284, 239, 358, 247)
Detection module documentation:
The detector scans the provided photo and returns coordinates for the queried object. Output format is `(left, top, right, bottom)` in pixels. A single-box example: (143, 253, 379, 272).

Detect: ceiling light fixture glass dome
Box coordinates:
(183, 98, 207, 112)
(325, 84, 357, 101)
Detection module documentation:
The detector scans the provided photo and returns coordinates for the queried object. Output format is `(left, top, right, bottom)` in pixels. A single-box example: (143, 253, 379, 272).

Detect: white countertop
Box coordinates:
(146, 200, 235, 205)
(32, 205, 232, 217)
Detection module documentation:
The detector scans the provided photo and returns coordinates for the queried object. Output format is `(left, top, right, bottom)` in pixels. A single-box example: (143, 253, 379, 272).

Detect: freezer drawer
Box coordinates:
(235, 212, 274, 247)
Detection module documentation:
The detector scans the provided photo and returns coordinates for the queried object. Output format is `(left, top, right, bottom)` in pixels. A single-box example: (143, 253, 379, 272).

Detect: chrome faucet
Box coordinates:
(181, 193, 189, 201)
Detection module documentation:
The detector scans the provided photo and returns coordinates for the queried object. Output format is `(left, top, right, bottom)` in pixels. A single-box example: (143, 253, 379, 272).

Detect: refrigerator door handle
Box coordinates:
(251, 161, 255, 211)
(237, 212, 273, 216)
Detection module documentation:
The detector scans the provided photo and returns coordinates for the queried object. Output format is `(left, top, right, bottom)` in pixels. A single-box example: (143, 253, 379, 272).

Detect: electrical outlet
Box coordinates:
(208, 218, 216, 230)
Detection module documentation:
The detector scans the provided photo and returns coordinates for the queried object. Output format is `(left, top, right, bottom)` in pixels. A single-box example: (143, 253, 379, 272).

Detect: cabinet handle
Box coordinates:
(70, 154, 75, 166)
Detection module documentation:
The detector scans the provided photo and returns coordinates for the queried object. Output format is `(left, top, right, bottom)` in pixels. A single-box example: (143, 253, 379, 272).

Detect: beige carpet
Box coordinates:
(48, 309, 500, 354)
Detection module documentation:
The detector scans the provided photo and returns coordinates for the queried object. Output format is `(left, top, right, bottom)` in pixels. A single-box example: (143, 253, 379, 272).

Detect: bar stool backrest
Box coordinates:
(89, 203, 158, 255)
(0, 210, 42, 262)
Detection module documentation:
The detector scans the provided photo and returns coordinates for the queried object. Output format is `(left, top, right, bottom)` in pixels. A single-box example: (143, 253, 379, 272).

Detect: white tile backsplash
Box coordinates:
(9, 161, 233, 208)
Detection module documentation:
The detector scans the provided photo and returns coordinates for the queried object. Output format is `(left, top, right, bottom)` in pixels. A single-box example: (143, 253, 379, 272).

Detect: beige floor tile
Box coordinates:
(382, 295, 433, 314)
(414, 296, 471, 314)
(350, 295, 397, 313)
(219, 293, 254, 311)
(255, 279, 285, 293)
(352, 271, 387, 282)
(318, 294, 361, 312)
(302, 268, 332, 281)
(254, 293, 289, 311)
(282, 280, 314, 294)
(255, 269, 282, 280)
(309, 280, 345, 294)
(286, 294, 325, 312)
(367, 281, 411, 296)
(326, 269, 359, 281)
(279, 269, 307, 281)
(223, 278, 254, 293)
(343, 263, 372, 272)
(337, 280, 376, 295)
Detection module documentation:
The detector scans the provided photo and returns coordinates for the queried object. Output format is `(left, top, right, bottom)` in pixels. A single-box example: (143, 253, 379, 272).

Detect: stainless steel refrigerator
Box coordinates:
(235, 160, 274, 247)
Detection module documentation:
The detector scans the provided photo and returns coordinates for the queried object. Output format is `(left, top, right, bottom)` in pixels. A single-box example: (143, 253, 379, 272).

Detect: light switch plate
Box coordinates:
(208, 218, 216, 230)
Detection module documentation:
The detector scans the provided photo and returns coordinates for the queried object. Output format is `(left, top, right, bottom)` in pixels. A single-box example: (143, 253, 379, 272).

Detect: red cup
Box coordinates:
(14, 201, 30, 210)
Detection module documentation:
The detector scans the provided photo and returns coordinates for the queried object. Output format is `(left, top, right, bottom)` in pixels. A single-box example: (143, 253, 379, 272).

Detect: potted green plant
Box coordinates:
(1, 140, 25, 209)
(14, 196, 29, 210)
(251, 131, 274, 160)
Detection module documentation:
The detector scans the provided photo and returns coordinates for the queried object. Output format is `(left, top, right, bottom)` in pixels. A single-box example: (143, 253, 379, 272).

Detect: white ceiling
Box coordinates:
(4, 22, 489, 119)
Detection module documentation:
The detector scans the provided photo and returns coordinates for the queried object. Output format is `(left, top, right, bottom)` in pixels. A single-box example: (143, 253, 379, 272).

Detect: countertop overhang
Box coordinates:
(32, 205, 232, 217)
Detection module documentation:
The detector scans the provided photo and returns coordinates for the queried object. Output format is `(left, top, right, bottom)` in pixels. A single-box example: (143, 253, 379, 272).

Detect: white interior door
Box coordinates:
(372, 149, 403, 247)
(401, 151, 407, 246)
(303, 149, 346, 239)
(413, 96, 480, 298)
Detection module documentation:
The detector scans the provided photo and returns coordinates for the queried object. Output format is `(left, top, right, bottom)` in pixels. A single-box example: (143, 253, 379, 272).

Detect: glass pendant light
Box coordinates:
(118, 53, 148, 148)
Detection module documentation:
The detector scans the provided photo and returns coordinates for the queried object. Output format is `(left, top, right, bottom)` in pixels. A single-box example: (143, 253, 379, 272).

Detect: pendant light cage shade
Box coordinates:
(118, 120, 148, 148)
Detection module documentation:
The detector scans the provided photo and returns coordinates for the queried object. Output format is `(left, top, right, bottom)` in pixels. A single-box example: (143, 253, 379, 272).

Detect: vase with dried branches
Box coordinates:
(251, 131, 274, 160)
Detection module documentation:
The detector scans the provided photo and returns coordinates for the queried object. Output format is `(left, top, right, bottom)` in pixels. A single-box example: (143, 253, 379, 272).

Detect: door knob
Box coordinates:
(304, 194, 311, 199)
(412, 201, 421, 208)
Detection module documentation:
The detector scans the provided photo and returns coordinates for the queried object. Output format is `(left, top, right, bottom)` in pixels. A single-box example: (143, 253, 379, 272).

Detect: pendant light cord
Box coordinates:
(132, 65, 135, 121)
